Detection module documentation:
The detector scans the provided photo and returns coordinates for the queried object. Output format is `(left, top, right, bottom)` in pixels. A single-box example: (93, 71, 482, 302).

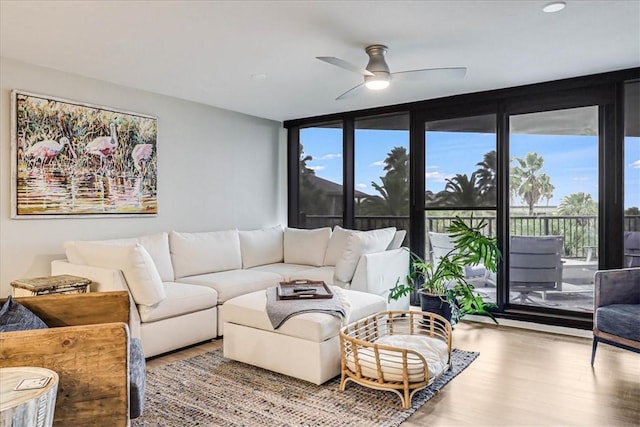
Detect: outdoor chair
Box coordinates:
(509, 235, 564, 304)
(624, 231, 640, 268)
(429, 232, 494, 287)
(591, 267, 640, 365)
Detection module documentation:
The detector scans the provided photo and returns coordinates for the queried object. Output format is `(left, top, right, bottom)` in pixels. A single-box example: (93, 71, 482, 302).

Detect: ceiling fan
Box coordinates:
(316, 44, 467, 100)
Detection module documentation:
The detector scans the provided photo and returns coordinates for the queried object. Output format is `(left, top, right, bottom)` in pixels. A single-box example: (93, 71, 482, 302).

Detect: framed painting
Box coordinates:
(11, 90, 158, 218)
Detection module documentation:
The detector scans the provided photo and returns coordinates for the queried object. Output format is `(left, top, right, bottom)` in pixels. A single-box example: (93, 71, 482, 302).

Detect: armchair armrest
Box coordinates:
(595, 268, 640, 308)
(0, 323, 130, 427)
(350, 248, 410, 310)
(9, 291, 130, 326)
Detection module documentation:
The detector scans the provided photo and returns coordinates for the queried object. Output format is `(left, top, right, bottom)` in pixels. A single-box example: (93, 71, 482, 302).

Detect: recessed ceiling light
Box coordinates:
(250, 73, 267, 80)
(543, 2, 566, 13)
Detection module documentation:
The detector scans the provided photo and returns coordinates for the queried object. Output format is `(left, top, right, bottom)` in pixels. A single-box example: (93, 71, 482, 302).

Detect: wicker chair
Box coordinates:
(339, 310, 452, 408)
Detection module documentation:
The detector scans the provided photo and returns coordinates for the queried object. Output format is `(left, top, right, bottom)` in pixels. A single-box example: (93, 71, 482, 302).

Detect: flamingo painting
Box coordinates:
(131, 144, 154, 176)
(25, 137, 77, 167)
(85, 122, 118, 170)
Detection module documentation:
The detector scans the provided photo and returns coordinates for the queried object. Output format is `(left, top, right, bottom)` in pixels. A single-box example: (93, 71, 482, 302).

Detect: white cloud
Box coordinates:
(370, 160, 385, 167)
(425, 171, 454, 183)
(426, 165, 440, 170)
(572, 177, 589, 181)
(356, 183, 368, 190)
(308, 165, 325, 171)
(318, 153, 342, 160)
(630, 160, 640, 169)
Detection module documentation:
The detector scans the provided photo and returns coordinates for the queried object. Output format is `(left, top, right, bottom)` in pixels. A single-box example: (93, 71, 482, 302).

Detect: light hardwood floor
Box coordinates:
(147, 322, 640, 426)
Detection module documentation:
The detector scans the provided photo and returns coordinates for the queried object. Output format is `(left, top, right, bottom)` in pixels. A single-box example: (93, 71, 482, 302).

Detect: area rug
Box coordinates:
(132, 348, 478, 427)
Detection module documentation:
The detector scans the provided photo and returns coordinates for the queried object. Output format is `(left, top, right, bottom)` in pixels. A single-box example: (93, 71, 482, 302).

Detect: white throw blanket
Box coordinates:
(265, 286, 347, 329)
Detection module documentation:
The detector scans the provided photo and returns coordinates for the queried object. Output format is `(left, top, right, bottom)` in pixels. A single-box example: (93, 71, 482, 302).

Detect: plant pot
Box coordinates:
(419, 291, 452, 322)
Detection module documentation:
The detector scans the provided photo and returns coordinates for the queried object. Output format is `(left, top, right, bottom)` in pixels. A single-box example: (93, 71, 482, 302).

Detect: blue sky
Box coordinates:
(300, 128, 640, 209)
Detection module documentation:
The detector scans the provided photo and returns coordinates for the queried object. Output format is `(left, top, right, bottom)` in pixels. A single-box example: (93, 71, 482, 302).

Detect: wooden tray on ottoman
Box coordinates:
(277, 280, 333, 300)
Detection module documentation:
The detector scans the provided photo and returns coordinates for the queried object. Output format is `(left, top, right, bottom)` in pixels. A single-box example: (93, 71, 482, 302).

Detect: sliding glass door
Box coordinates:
(508, 106, 599, 312)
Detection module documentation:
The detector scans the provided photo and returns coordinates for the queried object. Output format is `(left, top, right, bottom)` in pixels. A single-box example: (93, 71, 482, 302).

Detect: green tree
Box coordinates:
(299, 146, 329, 216)
(557, 192, 598, 256)
(359, 146, 409, 215)
(558, 192, 597, 217)
(436, 173, 487, 207)
(475, 150, 497, 202)
(511, 152, 554, 215)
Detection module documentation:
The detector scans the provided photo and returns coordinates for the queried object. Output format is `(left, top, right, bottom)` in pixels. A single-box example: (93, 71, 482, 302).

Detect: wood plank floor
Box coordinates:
(146, 322, 640, 426)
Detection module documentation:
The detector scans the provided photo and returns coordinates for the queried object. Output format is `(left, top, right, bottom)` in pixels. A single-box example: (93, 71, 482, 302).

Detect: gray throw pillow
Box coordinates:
(0, 296, 48, 332)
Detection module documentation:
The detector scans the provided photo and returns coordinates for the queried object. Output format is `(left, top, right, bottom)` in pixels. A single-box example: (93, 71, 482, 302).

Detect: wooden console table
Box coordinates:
(0, 367, 59, 427)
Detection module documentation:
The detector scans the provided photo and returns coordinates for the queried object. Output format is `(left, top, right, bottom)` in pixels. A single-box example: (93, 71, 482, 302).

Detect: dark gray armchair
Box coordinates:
(591, 267, 640, 365)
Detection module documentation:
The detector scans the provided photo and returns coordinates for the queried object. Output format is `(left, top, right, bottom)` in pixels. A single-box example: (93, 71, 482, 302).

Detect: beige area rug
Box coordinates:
(132, 348, 478, 427)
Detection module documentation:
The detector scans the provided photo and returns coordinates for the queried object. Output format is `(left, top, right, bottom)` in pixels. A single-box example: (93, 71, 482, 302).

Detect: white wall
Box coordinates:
(0, 58, 286, 296)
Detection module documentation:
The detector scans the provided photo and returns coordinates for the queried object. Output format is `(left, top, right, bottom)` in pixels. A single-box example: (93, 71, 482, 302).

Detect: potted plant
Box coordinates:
(388, 216, 501, 324)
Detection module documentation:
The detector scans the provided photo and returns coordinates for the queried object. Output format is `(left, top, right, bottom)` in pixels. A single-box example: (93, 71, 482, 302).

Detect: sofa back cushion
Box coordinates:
(64, 232, 175, 282)
(239, 226, 284, 269)
(284, 227, 332, 267)
(74, 242, 166, 307)
(324, 225, 357, 267)
(387, 230, 407, 250)
(170, 230, 242, 278)
(334, 227, 396, 284)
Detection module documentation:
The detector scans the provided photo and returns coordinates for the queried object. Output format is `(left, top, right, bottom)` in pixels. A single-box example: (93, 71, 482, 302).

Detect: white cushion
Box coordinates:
(63, 232, 175, 282)
(223, 288, 385, 342)
(239, 226, 284, 268)
(249, 263, 312, 282)
(177, 269, 281, 303)
(345, 334, 449, 383)
(289, 266, 336, 285)
(334, 227, 396, 284)
(387, 230, 407, 250)
(170, 230, 242, 278)
(284, 227, 331, 267)
(73, 242, 166, 306)
(323, 226, 357, 267)
(138, 282, 218, 323)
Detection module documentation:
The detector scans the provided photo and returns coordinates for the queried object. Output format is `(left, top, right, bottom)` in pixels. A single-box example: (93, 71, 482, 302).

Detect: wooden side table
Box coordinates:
(10, 275, 91, 297)
(0, 367, 59, 427)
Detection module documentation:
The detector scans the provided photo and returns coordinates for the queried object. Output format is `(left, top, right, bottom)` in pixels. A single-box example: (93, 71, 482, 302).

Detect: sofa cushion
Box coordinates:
(74, 242, 166, 306)
(170, 230, 242, 279)
(223, 288, 386, 342)
(249, 263, 311, 282)
(64, 232, 175, 282)
(137, 282, 218, 323)
(334, 227, 396, 284)
(0, 296, 48, 332)
(596, 304, 640, 342)
(284, 227, 331, 267)
(290, 266, 336, 285)
(387, 230, 407, 250)
(323, 226, 357, 267)
(178, 269, 281, 303)
(239, 226, 284, 269)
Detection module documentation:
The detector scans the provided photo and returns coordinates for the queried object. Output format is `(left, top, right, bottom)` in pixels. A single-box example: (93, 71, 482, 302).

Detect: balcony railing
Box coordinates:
(300, 214, 640, 260)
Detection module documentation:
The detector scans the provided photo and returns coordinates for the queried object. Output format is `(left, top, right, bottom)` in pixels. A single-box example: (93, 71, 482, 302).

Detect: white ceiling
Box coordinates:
(1, 1, 638, 123)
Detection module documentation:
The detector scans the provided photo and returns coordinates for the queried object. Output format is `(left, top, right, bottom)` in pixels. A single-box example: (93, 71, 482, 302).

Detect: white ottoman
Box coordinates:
(223, 288, 387, 385)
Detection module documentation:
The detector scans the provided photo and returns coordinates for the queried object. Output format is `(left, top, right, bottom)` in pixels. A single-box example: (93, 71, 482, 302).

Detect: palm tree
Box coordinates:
(511, 152, 554, 215)
(558, 192, 597, 217)
(359, 146, 409, 216)
(558, 192, 598, 256)
(475, 150, 497, 203)
(436, 172, 487, 207)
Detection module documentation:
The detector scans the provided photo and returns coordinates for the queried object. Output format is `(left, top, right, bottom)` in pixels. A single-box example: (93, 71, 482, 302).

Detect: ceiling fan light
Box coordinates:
(365, 75, 390, 90)
(542, 1, 566, 13)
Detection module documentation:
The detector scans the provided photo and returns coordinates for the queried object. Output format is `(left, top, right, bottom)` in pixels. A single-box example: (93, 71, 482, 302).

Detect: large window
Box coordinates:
(355, 113, 410, 236)
(285, 68, 639, 328)
(624, 81, 640, 267)
(508, 107, 599, 312)
(298, 122, 343, 229)
(425, 114, 497, 303)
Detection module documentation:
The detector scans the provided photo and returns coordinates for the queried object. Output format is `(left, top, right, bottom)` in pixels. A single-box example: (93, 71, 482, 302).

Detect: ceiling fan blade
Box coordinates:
(317, 56, 374, 77)
(336, 83, 364, 101)
(391, 67, 467, 82)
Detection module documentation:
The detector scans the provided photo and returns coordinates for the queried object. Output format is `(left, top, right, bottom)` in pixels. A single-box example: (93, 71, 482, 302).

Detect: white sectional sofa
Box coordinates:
(51, 225, 410, 357)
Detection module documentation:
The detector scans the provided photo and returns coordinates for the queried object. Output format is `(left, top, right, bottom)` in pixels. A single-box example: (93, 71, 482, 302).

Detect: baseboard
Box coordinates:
(462, 315, 592, 339)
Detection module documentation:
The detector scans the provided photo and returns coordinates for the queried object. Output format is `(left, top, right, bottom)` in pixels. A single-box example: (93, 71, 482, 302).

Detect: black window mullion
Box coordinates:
(343, 119, 355, 229)
(287, 126, 300, 227)
(410, 112, 425, 260)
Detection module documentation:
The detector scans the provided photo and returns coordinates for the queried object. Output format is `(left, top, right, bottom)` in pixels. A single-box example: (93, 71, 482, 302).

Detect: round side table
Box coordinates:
(0, 367, 59, 427)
